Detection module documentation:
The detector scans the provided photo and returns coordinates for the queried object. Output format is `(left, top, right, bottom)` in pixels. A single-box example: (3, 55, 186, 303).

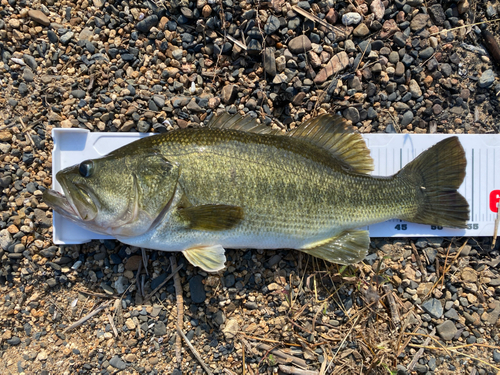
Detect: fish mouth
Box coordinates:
(42, 188, 81, 221)
(43, 174, 98, 222)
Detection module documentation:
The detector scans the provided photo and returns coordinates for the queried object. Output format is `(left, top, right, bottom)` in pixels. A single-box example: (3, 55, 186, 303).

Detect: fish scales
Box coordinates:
(43, 113, 469, 272)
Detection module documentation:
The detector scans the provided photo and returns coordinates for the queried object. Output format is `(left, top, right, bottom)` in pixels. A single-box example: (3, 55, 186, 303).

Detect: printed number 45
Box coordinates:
(395, 224, 407, 230)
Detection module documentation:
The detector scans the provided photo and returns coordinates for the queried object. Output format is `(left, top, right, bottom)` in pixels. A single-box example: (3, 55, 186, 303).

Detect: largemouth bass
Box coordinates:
(43, 114, 469, 272)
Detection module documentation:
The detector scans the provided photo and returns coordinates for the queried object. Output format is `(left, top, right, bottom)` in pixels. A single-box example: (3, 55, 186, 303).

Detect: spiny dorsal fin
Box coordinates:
(207, 112, 373, 174)
(288, 114, 374, 174)
(207, 112, 280, 135)
(178, 204, 244, 231)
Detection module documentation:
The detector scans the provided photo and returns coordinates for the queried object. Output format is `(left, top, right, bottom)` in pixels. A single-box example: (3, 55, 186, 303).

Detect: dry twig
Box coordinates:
(176, 324, 214, 375)
(170, 255, 184, 366)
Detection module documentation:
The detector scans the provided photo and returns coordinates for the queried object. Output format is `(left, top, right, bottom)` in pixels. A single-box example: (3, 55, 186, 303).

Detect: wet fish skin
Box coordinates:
(43, 113, 469, 272)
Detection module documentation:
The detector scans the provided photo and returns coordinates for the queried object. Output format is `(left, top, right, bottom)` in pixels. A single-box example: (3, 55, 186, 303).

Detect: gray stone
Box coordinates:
(60, 31, 74, 44)
(71, 89, 86, 99)
(7, 337, 21, 345)
(428, 4, 446, 26)
(189, 275, 206, 303)
(152, 94, 165, 108)
(23, 67, 34, 82)
(23, 54, 37, 70)
(421, 298, 443, 319)
(0, 229, 13, 250)
(150, 273, 167, 290)
(288, 35, 312, 54)
(214, 310, 226, 325)
(264, 15, 280, 34)
(409, 79, 422, 98)
(436, 320, 457, 341)
(222, 318, 239, 339)
(19, 83, 29, 95)
(263, 48, 276, 76)
(401, 110, 414, 126)
(114, 276, 128, 294)
(154, 321, 167, 336)
(419, 47, 434, 60)
(343, 107, 360, 123)
(410, 13, 429, 31)
(187, 99, 203, 112)
(444, 308, 459, 320)
(109, 355, 127, 370)
(494, 350, 500, 363)
(46, 278, 57, 288)
(136, 15, 159, 34)
(478, 69, 495, 88)
(221, 84, 238, 104)
(342, 12, 362, 25)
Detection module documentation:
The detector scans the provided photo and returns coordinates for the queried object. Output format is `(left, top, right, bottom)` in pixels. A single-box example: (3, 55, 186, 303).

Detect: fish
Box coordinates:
(43, 113, 470, 272)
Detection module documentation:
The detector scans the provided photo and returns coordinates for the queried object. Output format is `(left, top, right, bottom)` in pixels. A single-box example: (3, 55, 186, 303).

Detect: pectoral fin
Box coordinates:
(178, 204, 244, 231)
(299, 230, 370, 265)
(182, 245, 226, 272)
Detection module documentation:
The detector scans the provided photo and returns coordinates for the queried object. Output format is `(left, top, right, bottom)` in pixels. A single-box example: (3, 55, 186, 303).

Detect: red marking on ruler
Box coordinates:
(490, 190, 500, 213)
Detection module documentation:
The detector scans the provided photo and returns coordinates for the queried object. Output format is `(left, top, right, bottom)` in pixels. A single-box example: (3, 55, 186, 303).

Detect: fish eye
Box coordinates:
(79, 160, 94, 178)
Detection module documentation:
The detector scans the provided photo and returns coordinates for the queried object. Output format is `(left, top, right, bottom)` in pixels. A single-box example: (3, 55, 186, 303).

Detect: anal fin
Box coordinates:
(299, 230, 370, 265)
(182, 245, 226, 272)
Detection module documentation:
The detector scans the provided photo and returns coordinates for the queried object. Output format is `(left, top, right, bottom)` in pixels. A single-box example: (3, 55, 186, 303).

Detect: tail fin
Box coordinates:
(397, 137, 469, 228)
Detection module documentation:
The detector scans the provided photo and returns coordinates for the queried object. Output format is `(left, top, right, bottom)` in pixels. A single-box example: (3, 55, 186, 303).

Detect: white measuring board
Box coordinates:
(50, 128, 500, 245)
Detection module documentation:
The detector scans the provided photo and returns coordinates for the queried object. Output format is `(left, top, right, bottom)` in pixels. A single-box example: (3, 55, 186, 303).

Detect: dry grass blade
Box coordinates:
(144, 263, 183, 300)
(492, 204, 499, 248)
(170, 255, 184, 367)
(407, 328, 435, 370)
(63, 299, 112, 333)
(410, 241, 426, 276)
(382, 284, 400, 326)
(424, 241, 467, 299)
(176, 324, 214, 375)
(278, 365, 319, 375)
(255, 343, 308, 368)
(107, 312, 118, 338)
(291, 5, 348, 39)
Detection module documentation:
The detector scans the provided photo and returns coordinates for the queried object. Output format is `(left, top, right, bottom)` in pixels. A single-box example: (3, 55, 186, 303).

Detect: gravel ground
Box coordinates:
(1, 0, 500, 374)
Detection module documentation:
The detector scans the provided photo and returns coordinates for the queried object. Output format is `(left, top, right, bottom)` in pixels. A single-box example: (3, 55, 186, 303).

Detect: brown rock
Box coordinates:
(379, 19, 400, 39)
(124, 353, 137, 362)
(158, 16, 169, 30)
(292, 92, 306, 106)
(28, 9, 50, 26)
(288, 35, 312, 54)
(202, 5, 212, 17)
(307, 50, 322, 68)
(410, 13, 429, 31)
(313, 51, 349, 84)
(370, 0, 385, 21)
(353, 23, 370, 37)
(208, 97, 221, 109)
(461, 267, 477, 283)
(7, 225, 19, 234)
(325, 8, 338, 24)
(177, 119, 189, 128)
(0, 131, 13, 142)
(221, 84, 238, 104)
(124, 255, 142, 271)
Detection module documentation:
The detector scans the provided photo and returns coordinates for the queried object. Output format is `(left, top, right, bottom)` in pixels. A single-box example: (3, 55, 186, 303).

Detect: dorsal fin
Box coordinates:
(288, 114, 374, 174)
(207, 112, 280, 135)
(207, 112, 374, 174)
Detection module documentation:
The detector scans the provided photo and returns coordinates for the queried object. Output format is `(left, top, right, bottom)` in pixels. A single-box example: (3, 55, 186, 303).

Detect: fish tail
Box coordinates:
(397, 137, 469, 228)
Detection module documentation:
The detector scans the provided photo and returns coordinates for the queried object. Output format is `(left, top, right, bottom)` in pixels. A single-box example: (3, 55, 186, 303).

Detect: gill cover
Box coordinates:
(52, 151, 180, 237)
